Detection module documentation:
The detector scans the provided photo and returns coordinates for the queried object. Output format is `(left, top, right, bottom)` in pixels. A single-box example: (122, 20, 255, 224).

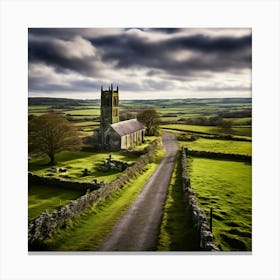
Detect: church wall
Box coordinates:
(99, 127, 145, 151)
(119, 130, 144, 150)
(104, 128, 121, 151)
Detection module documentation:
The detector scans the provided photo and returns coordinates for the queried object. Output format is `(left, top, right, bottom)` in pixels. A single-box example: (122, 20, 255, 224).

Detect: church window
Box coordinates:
(113, 96, 118, 106)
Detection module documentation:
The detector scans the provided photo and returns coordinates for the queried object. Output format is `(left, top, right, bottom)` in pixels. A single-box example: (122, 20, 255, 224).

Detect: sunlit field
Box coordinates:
(161, 123, 252, 138)
(29, 150, 138, 183)
(186, 157, 252, 251)
(28, 184, 85, 221)
(181, 138, 252, 156)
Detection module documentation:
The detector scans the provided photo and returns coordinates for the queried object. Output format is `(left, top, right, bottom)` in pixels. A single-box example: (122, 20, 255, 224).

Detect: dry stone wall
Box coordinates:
(181, 147, 220, 251)
(28, 173, 102, 191)
(186, 149, 251, 162)
(28, 139, 161, 248)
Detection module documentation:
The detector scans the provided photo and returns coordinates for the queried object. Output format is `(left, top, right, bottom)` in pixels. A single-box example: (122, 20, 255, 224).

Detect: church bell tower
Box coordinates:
(100, 83, 119, 131)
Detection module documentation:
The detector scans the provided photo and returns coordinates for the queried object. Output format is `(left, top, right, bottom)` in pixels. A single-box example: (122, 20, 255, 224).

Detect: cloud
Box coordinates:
(89, 31, 251, 77)
(148, 28, 182, 34)
(28, 28, 252, 99)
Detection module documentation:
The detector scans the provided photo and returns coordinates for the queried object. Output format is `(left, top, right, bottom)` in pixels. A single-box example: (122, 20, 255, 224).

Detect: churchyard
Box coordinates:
(28, 97, 252, 251)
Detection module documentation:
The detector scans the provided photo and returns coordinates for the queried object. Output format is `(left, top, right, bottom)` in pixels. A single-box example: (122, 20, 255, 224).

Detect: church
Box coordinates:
(94, 84, 145, 151)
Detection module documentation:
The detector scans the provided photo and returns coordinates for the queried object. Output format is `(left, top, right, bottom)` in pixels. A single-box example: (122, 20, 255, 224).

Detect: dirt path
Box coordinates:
(97, 133, 178, 251)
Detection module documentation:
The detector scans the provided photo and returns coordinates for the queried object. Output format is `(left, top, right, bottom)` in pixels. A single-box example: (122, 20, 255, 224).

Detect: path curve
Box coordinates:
(97, 133, 178, 251)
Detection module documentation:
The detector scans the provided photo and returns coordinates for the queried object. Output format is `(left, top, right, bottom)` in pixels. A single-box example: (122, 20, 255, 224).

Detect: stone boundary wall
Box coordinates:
(186, 149, 251, 162)
(181, 147, 220, 251)
(198, 134, 251, 142)
(28, 173, 102, 192)
(28, 139, 161, 247)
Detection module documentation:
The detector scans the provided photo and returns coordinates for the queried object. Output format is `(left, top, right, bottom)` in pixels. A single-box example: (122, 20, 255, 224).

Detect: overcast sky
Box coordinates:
(28, 28, 251, 100)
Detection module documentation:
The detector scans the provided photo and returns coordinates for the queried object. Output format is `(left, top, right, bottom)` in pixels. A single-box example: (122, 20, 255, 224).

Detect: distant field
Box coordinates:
(73, 121, 99, 136)
(181, 138, 252, 156)
(187, 157, 252, 251)
(67, 115, 97, 120)
(28, 105, 52, 111)
(231, 126, 252, 137)
(64, 109, 100, 116)
(28, 184, 84, 221)
(228, 117, 251, 125)
(28, 98, 252, 139)
(161, 124, 217, 134)
(161, 123, 252, 137)
(73, 121, 99, 127)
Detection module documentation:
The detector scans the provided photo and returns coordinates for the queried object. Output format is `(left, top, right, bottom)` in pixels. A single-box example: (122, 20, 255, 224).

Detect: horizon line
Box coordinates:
(28, 96, 252, 101)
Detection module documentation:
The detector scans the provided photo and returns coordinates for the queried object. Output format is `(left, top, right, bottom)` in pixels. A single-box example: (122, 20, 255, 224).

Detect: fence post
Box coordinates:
(210, 207, 213, 232)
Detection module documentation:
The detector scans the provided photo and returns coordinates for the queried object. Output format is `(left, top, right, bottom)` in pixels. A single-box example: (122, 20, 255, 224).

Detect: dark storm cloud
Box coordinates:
(28, 38, 99, 76)
(28, 28, 88, 40)
(29, 29, 251, 77)
(90, 33, 251, 75)
(166, 34, 251, 52)
(148, 28, 182, 33)
(28, 28, 252, 95)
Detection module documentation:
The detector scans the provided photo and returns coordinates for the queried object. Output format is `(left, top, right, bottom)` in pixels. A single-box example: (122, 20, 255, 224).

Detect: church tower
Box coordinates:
(100, 84, 119, 131)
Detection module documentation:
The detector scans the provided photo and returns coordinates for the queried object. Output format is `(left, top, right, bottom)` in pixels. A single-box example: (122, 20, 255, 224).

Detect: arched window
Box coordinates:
(113, 96, 118, 106)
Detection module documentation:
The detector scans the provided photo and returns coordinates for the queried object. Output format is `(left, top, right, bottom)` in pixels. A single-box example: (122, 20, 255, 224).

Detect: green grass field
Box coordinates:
(161, 123, 252, 137)
(28, 98, 252, 144)
(42, 150, 165, 251)
(181, 138, 252, 156)
(228, 117, 251, 125)
(186, 157, 252, 251)
(28, 184, 85, 221)
(64, 109, 100, 116)
(28, 105, 52, 112)
(73, 121, 99, 127)
(29, 150, 139, 183)
(162, 124, 216, 134)
(231, 126, 252, 137)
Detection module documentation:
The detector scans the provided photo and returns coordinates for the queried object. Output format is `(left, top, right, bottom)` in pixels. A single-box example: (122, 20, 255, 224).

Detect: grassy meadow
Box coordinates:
(28, 97, 252, 251)
(161, 123, 251, 138)
(181, 138, 252, 156)
(186, 157, 252, 251)
(28, 184, 85, 221)
(29, 150, 138, 183)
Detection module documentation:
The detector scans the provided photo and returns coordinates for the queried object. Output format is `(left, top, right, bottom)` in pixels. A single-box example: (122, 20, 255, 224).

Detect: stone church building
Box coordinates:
(94, 84, 145, 151)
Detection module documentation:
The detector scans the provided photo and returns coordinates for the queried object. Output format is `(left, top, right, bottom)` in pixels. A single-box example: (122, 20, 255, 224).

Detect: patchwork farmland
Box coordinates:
(28, 97, 252, 251)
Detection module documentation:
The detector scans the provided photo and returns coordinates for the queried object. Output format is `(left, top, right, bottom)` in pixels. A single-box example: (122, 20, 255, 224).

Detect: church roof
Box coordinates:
(110, 119, 144, 136)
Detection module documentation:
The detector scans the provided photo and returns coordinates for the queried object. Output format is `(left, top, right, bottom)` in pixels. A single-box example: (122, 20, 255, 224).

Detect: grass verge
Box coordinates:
(157, 153, 200, 251)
